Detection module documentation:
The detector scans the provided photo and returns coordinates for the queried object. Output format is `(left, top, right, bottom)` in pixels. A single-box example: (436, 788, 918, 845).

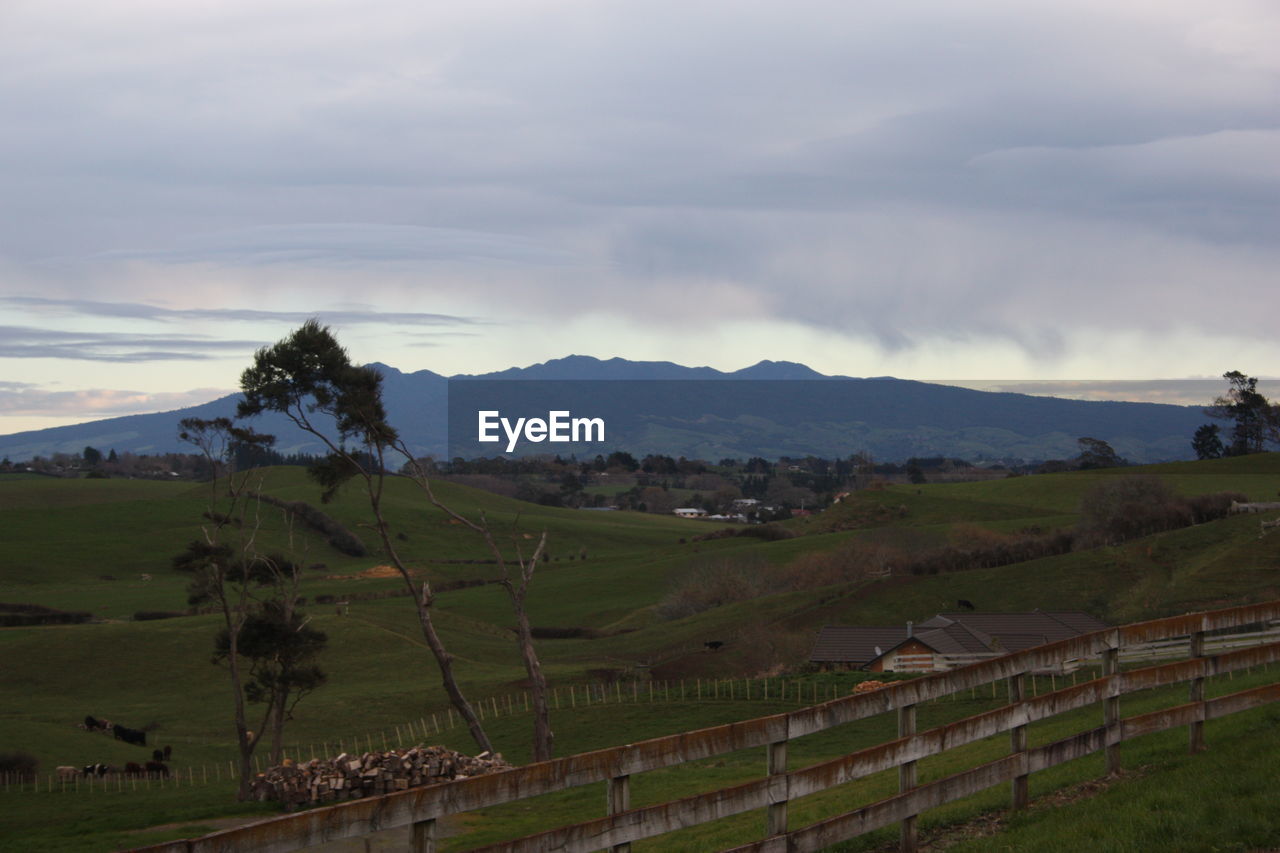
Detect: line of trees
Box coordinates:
(1194, 371, 1280, 459)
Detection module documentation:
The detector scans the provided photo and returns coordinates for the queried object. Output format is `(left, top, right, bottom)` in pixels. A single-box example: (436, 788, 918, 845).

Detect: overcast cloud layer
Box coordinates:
(2, 1, 1277, 434)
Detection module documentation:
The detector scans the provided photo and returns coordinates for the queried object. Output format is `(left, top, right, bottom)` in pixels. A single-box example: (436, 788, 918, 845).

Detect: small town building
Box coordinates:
(810, 611, 1109, 674)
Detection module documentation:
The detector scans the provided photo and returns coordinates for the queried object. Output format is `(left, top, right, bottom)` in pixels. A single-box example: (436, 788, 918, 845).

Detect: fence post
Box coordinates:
(608, 774, 631, 852)
(411, 818, 437, 853)
(767, 735, 788, 836)
(1189, 630, 1206, 753)
(1102, 645, 1121, 775)
(899, 703, 918, 852)
(1008, 672, 1028, 809)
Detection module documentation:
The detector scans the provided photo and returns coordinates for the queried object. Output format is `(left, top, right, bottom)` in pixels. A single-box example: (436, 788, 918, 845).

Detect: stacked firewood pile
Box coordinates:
(250, 745, 512, 808)
(851, 680, 888, 694)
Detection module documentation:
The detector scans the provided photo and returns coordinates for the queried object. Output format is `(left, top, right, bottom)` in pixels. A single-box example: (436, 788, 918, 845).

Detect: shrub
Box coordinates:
(0, 603, 92, 627)
(252, 493, 368, 557)
(1077, 478, 1244, 546)
(1184, 491, 1248, 524)
(656, 556, 772, 620)
(0, 751, 37, 781)
(533, 627, 603, 639)
(736, 524, 796, 541)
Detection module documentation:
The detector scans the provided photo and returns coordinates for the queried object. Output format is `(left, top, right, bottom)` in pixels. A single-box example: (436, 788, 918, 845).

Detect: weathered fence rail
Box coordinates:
(133, 600, 1280, 853)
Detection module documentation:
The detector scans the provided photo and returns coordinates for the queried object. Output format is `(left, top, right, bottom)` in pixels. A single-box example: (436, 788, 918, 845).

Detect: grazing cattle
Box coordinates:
(163, 745, 172, 761)
(82, 763, 109, 777)
(83, 714, 101, 730)
(152, 749, 164, 763)
(957, 599, 976, 611)
(704, 640, 724, 651)
(112, 723, 146, 746)
(56, 766, 79, 782)
(124, 762, 144, 776)
(144, 761, 169, 778)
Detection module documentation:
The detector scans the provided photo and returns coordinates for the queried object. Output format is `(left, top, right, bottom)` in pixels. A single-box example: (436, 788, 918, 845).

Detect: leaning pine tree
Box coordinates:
(237, 321, 555, 761)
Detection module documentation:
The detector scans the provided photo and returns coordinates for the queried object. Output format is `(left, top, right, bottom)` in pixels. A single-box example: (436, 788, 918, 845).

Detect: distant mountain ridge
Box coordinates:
(0, 356, 1207, 464)
(450, 355, 834, 381)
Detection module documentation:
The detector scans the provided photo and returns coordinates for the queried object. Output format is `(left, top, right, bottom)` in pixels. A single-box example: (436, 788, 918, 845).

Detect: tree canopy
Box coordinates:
(1204, 371, 1279, 456)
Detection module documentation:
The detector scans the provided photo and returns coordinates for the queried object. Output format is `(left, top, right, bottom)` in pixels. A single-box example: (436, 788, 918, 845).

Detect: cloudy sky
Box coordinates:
(2, 0, 1278, 435)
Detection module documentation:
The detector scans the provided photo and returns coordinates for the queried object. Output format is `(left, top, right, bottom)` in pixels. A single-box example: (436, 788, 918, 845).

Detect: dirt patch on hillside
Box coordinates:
(358, 565, 403, 579)
(328, 565, 412, 580)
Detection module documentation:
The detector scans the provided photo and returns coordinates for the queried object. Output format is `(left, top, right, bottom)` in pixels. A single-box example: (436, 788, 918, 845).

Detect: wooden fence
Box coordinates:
(134, 600, 1280, 853)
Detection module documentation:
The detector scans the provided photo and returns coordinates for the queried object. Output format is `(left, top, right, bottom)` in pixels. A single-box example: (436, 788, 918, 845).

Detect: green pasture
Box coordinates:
(1, 455, 1279, 850)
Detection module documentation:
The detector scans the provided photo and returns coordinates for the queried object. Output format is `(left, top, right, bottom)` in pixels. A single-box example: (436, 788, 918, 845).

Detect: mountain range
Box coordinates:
(0, 357, 1209, 464)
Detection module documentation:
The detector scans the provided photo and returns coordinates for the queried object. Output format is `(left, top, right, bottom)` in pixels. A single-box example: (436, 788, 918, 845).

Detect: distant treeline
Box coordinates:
(0, 602, 92, 627)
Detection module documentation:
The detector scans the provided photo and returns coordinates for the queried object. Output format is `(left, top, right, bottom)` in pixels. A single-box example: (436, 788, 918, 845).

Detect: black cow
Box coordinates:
(124, 762, 144, 776)
(704, 640, 725, 651)
(152, 749, 164, 763)
(144, 761, 169, 778)
(113, 723, 146, 746)
(957, 599, 976, 611)
(83, 714, 101, 730)
(82, 763, 109, 777)
(163, 745, 172, 761)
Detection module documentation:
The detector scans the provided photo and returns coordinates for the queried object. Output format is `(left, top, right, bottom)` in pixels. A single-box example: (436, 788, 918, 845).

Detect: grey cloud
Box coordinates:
(2, 297, 481, 327)
(95, 224, 577, 269)
(0, 325, 263, 362)
(0, 0, 1277, 361)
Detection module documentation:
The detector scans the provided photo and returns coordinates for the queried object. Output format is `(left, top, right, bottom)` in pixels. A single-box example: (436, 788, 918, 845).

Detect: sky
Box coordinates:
(2, 0, 1278, 435)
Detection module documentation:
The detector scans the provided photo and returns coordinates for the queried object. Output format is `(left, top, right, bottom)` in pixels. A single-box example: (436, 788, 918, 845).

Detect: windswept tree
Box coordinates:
(238, 321, 555, 760)
(1076, 437, 1125, 469)
(1191, 424, 1224, 460)
(1205, 371, 1280, 456)
(174, 417, 325, 797)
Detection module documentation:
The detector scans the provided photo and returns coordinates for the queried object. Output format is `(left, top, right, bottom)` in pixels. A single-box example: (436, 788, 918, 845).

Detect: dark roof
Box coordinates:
(924, 621, 997, 654)
(812, 611, 1109, 665)
(1040, 611, 1111, 634)
(810, 626, 912, 664)
(926, 611, 1108, 646)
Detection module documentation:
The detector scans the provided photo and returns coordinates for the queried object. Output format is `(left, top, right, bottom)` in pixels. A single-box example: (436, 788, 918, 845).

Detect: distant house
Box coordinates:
(810, 611, 1109, 674)
(673, 507, 707, 518)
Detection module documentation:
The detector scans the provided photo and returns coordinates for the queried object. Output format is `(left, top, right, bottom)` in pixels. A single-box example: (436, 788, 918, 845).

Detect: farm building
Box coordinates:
(810, 610, 1109, 674)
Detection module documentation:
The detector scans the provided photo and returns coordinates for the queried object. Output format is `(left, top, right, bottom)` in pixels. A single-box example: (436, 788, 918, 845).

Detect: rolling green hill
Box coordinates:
(1, 455, 1278, 850)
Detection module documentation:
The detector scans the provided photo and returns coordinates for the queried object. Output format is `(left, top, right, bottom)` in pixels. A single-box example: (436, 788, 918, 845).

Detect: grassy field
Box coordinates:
(1, 455, 1279, 850)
